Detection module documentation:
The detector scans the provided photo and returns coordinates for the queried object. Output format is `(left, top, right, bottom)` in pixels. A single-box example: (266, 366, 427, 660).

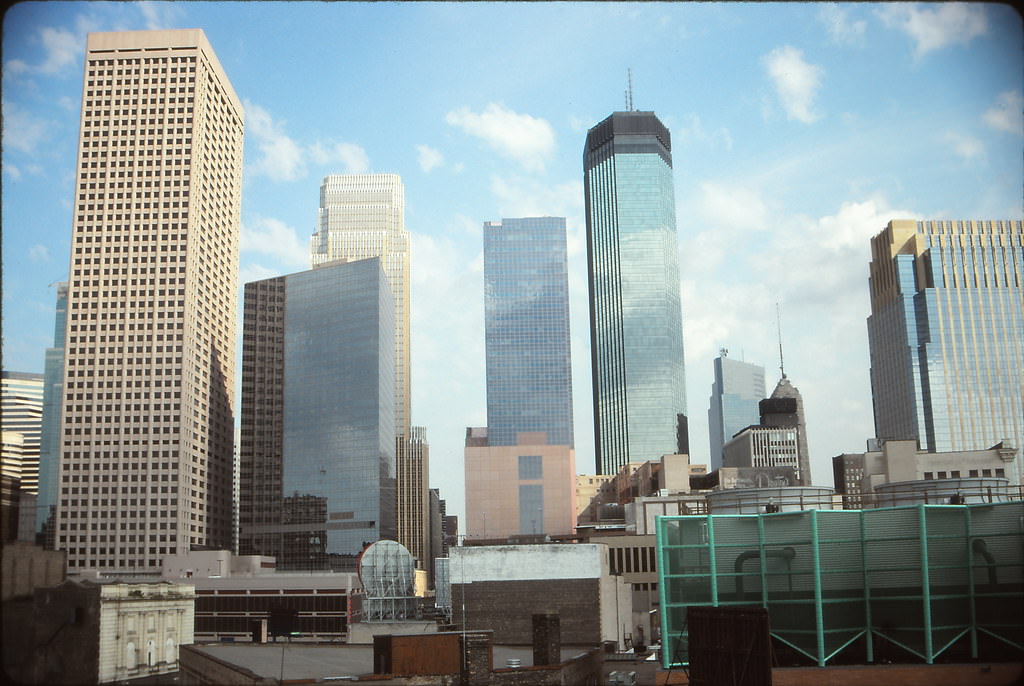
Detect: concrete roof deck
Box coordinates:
(191, 642, 595, 681)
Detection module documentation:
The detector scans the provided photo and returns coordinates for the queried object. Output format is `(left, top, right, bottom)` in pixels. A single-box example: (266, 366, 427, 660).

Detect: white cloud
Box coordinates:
(246, 101, 371, 181)
(943, 131, 984, 160)
(819, 3, 866, 45)
(567, 115, 591, 134)
(137, 1, 185, 31)
(699, 182, 769, 231)
(983, 90, 1024, 136)
(245, 101, 306, 182)
(675, 114, 733, 150)
(35, 26, 82, 73)
(489, 175, 583, 218)
(4, 164, 23, 181)
(876, 3, 988, 58)
(762, 46, 825, 124)
(8, 15, 99, 76)
(5, 59, 30, 75)
(241, 216, 309, 268)
(445, 103, 555, 173)
(310, 141, 370, 174)
(409, 225, 488, 516)
(416, 144, 444, 173)
(28, 245, 50, 263)
(1, 102, 48, 154)
(238, 262, 282, 288)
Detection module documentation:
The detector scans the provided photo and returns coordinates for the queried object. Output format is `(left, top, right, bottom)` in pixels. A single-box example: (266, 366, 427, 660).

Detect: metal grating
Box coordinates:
(657, 502, 1024, 668)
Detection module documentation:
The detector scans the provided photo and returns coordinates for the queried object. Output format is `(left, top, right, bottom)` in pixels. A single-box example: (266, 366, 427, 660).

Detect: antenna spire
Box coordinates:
(776, 302, 786, 379)
(626, 68, 634, 111)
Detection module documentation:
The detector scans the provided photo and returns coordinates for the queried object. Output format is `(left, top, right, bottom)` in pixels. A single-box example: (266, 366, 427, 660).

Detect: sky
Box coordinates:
(3, 2, 1022, 525)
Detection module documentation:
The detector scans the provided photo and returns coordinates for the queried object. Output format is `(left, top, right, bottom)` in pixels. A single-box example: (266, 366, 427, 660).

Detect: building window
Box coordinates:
(519, 484, 544, 535)
(518, 455, 542, 480)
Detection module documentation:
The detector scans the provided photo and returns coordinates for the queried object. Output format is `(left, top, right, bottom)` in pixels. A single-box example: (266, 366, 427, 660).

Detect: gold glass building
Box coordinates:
(867, 219, 1023, 482)
(56, 29, 244, 571)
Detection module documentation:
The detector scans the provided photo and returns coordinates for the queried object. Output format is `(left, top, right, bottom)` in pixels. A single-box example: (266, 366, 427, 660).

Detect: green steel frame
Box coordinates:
(656, 502, 1024, 668)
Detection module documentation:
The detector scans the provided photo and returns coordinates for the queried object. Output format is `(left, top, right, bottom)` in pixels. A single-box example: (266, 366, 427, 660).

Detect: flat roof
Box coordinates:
(191, 643, 374, 680)
(189, 642, 595, 680)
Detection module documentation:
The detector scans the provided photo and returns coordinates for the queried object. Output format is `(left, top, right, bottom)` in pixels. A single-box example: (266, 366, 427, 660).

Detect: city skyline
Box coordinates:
(708, 352, 767, 473)
(3, 2, 1022, 521)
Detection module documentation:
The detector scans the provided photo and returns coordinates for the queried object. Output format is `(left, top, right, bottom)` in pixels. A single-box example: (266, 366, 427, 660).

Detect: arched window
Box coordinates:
(126, 642, 137, 670)
(146, 639, 157, 667)
(165, 637, 176, 664)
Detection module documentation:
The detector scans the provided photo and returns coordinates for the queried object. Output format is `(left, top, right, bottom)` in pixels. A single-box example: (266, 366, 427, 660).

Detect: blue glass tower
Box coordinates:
(36, 282, 68, 545)
(708, 352, 766, 472)
(239, 257, 396, 569)
(868, 219, 1024, 481)
(584, 111, 687, 474)
(483, 217, 574, 447)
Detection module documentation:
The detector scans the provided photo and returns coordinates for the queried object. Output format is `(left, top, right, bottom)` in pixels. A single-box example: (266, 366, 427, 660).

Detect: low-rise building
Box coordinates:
(1, 540, 65, 601)
(6, 579, 194, 684)
(162, 549, 357, 643)
(833, 439, 1018, 508)
(447, 543, 630, 647)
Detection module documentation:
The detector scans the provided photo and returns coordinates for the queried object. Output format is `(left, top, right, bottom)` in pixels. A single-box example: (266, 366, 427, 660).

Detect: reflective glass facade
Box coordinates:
(239, 258, 396, 570)
(584, 111, 687, 474)
(708, 354, 766, 472)
(36, 282, 68, 542)
(868, 220, 1024, 481)
(310, 174, 410, 441)
(483, 217, 574, 447)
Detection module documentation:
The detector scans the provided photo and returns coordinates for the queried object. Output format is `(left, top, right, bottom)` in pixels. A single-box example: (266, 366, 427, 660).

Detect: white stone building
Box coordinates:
(97, 582, 195, 682)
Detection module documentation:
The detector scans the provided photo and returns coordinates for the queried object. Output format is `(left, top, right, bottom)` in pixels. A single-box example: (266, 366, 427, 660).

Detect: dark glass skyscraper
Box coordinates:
(239, 257, 396, 570)
(868, 219, 1023, 481)
(584, 111, 687, 475)
(483, 217, 574, 447)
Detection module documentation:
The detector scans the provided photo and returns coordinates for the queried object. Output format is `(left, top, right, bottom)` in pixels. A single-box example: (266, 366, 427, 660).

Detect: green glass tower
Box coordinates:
(584, 111, 687, 475)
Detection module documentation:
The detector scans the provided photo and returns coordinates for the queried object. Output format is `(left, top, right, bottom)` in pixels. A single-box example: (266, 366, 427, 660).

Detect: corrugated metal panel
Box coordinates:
(657, 501, 1024, 669)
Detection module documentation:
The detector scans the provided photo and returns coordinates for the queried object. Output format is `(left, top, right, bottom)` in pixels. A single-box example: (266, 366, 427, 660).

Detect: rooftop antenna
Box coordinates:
(776, 302, 786, 379)
(625, 68, 634, 111)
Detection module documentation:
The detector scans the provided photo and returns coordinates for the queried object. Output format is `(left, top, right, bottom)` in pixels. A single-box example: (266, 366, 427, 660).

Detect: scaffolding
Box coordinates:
(358, 540, 418, 621)
(656, 501, 1024, 668)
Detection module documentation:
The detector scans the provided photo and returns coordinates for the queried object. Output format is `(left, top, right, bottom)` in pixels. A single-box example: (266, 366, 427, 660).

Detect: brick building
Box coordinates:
(448, 543, 630, 647)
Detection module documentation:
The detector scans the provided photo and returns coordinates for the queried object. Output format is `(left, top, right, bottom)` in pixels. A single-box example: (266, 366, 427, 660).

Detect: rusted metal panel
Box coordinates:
(374, 632, 463, 676)
(687, 605, 772, 686)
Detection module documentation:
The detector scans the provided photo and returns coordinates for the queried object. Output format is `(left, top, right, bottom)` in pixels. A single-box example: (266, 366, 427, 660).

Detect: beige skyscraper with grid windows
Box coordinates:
(56, 29, 243, 572)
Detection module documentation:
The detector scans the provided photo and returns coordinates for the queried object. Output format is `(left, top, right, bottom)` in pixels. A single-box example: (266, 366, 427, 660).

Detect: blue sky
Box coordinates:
(3, 2, 1022, 522)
